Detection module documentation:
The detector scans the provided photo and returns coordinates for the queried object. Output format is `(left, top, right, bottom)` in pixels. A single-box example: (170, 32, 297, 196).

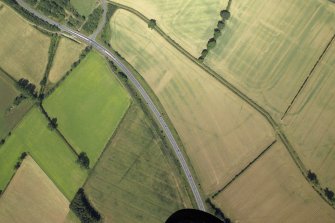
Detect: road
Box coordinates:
(16, 0, 206, 211)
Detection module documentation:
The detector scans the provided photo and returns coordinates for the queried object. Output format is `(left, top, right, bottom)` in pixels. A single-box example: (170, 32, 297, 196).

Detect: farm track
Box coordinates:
(109, 2, 335, 208)
(15, 0, 205, 211)
(281, 32, 335, 120)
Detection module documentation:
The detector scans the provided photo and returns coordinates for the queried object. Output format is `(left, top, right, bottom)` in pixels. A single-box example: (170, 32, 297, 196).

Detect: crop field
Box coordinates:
(0, 3, 50, 87)
(85, 103, 193, 222)
(70, 0, 97, 16)
(0, 71, 32, 138)
(0, 156, 69, 223)
(109, 10, 275, 195)
(284, 43, 335, 191)
(0, 107, 87, 199)
(48, 37, 85, 85)
(212, 141, 335, 223)
(44, 51, 130, 166)
(205, 0, 335, 120)
(110, 0, 227, 57)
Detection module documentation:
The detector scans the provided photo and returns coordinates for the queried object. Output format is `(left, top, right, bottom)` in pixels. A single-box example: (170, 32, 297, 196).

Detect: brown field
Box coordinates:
(205, 0, 335, 120)
(109, 0, 227, 57)
(85, 103, 192, 222)
(213, 141, 335, 223)
(0, 156, 69, 223)
(109, 10, 275, 195)
(0, 3, 50, 86)
(48, 37, 85, 84)
(283, 42, 335, 191)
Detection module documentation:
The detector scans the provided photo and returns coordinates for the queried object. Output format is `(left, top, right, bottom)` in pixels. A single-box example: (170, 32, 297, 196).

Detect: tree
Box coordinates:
(20, 152, 27, 160)
(207, 38, 217, 50)
(220, 10, 231, 20)
(324, 188, 334, 200)
(217, 20, 225, 30)
(0, 139, 5, 145)
(48, 117, 58, 130)
(214, 28, 222, 39)
(148, 19, 156, 29)
(14, 161, 21, 170)
(78, 152, 90, 169)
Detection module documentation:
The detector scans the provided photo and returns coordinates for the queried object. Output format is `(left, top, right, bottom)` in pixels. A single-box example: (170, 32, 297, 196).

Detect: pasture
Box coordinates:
(0, 156, 69, 223)
(284, 42, 335, 191)
(109, 10, 275, 195)
(0, 71, 32, 138)
(205, 0, 335, 120)
(48, 37, 85, 85)
(0, 3, 50, 87)
(85, 103, 192, 222)
(0, 107, 87, 200)
(110, 0, 227, 57)
(70, 0, 97, 16)
(44, 51, 130, 166)
(212, 141, 335, 223)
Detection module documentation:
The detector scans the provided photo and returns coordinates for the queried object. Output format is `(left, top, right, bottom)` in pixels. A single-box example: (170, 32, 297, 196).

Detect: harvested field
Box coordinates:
(213, 141, 335, 223)
(44, 51, 130, 166)
(0, 107, 87, 199)
(109, 10, 275, 195)
(0, 156, 69, 223)
(284, 42, 335, 191)
(48, 37, 85, 85)
(109, 0, 227, 57)
(0, 3, 50, 87)
(205, 0, 335, 120)
(0, 70, 32, 138)
(70, 0, 97, 16)
(85, 103, 193, 223)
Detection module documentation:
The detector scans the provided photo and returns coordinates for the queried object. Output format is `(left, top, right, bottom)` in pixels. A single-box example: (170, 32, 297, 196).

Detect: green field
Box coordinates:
(44, 51, 130, 166)
(0, 3, 50, 87)
(111, 0, 227, 57)
(205, 0, 335, 120)
(0, 107, 87, 199)
(70, 0, 97, 16)
(0, 156, 69, 223)
(85, 103, 193, 222)
(0, 71, 33, 139)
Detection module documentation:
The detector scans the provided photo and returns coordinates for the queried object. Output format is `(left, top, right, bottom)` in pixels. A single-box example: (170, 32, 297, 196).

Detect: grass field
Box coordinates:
(205, 0, 335, 120)
(109, 10, 275, 195)
(213, 141, 335, 223)
(284, 43, 335, 191)
(48, 37, 85, 85)
(0, 3, 50, 87)
(44, 51, 130, 166)
(85, 103, 193, 222)
(0, 107, 87, 200)
(110, 0, 227, 57)
(0, 70, 33, 139)
(70, 0, 97, 16)
(0, 156, 69, 223)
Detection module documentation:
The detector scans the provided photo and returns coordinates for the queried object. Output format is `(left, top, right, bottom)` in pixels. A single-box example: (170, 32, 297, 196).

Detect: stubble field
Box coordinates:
(0, 3, 50, 87)
(109, 10, 275, 195)
(205, 0, 335, 120)
(0, 156, 69, 223)
(212, 141, 335, 223)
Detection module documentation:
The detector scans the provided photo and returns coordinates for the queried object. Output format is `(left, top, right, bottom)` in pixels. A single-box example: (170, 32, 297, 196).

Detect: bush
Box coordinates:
(324, 188, 334, 201)
(14, 161, 21, 170)
(220, 10, 231, 20)
(201, 49, 208, 58)
(217, 21, 225, 30)
(82, 6, 103, 34)
(214, 28, 222, 39)
(307, 170, 318, 183)
(0, 139, 5, 145)
(48, 117, 58, 130)
(70, 188, 101, 223)
(207, 38, 217, 50)
(148, 19, 156, 29)
(20, 152, 27, 160)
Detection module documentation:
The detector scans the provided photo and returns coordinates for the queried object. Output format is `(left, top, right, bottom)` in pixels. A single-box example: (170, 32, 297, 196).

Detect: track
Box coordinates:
(15, 0, 206, 211)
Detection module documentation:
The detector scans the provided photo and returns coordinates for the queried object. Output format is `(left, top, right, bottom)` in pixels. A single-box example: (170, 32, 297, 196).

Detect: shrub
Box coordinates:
(148, 19, 156, 29)
(324, 188, 334, 201)
(214, 28, 222, 39)
(78, 152, 90, 169)
(217, 20, 225, 30)
(207, 38, 217, 50)
(220, 10, 231, 20)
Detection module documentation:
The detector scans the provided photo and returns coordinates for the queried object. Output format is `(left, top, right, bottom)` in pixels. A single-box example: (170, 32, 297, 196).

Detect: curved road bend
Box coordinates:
(16, 0, 206, 211)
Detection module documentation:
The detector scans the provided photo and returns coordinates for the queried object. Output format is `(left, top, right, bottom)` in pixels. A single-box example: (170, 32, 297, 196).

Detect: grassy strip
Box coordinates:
(2, 0, 59, 31)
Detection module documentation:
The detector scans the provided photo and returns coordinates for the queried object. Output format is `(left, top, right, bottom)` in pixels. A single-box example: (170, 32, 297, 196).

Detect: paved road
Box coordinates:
(16, 0, 206, 211)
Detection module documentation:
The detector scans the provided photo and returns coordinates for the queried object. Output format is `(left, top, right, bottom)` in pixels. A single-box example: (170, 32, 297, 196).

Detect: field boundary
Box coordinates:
(281, 32, 335, 119)
(212, 140, 277, 198)
(108, 2, 335, 209)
